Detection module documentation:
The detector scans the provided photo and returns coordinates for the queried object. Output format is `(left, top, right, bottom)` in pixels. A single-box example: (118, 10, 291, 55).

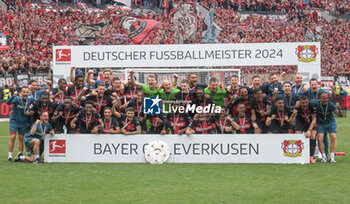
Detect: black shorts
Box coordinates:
(256, 120, 269, 133)
(270, 124, 293, 134)
(295, 120, 316, 132)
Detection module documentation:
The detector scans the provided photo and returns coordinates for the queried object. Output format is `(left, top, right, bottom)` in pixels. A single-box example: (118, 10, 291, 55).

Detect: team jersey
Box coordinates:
(125, 85, 140, 101)
(75, 109, 101, 130)
(119, 114, 140, 132)
(270, 107, 293, 131)
(101, 117, 119, 134)
(28, 101, 58, 121)
(230, 97, 252, 117)
(54, 104, 80, 125)
(311, 100, 338, 125)
(7, 96, 35, 124)
(85, 94, 113, 115)
(159, 88, 180, 113)
(296, 103, 316, 125)
(204, 87, 227, 107)
(292, 84, 305, 94)
(141, 84, 160, 97)
(268, 83, 283, 96)
(128, 98, 144, 118)
(67, 85, 90, 104)
(50, 88, 67, 104)
(174, 90, 196, 104)
(29, 89, 46, 101)
(188, 84, 207, 92)
(226, 86, 240, 100)
(25, 122, 53, 140)
(166, 113, 191, 134)
(191, 96, 215, 107)
(189, 117, 216, 134)
(233, 114, 254, 134)
(249, 96, 271, 122)
(146, 114, 167, 134)
(215, 117, 233, 134)
(306, 88, 326, 101)
(276, 93, 300, 110)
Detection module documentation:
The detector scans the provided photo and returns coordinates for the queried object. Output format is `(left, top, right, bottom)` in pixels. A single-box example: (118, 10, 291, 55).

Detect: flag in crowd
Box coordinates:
(202, 10, 222, 43)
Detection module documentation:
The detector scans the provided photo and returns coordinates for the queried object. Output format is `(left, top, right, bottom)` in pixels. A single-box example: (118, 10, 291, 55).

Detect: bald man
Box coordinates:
(292, 73, 308, 94)
(159, 80, 180, 113)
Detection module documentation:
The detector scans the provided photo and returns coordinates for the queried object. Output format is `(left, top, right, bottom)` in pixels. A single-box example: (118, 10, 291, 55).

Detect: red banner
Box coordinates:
(0, 101, 13, 118)
(115, 16, 161, 44)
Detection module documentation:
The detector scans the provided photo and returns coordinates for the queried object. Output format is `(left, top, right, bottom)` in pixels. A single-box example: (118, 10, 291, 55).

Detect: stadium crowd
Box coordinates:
(7, 67, 343, 164)
(0, 1, 349, 77)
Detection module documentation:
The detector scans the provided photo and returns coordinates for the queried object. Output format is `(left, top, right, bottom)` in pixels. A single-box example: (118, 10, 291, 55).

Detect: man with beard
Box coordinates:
(70, 101, 104, 134)
(28, 80, 48, 101)
(50, 78, 67, 104)
(112, 107, 141, 135)
(295, 96, 317, 163)
(250, 88, 272, 133)
(86, 83, 113, 115)
(99, 107, 120, 134)
(186, 113, 217, 135)
(215, 107, 236, 134)
(204, 77, 227, 107)
(128, 91, 147, 134)
(106, 77, 128, 111)
(229, 86, 251, 117)
(16, 111, 54, 164)
(267, 72, 283, 97)
(6, 87, 35, 163)
(94, 69, 113, 88)
(187, 73, 207, 92)
(130, 70, 160, 97)
(266, 97, 297, 134)
(51, 97, 80, 134)
(145, 113, 168, 134)
(26, 92, 58, 124)
(125, 74, 140, 102)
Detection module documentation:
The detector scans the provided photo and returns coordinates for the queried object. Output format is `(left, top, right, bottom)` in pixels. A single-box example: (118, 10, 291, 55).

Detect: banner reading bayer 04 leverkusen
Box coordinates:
(115, 15, 161, 44)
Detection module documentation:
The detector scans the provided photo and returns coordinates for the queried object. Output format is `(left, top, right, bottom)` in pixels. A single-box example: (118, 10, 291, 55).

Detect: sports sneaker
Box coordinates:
(321, 156, 328, 163)
(310, 157, 316, 164)
(329, 157, 336, 163)
(33, 158, 43, 165)
(39, 157, 44, 163)
(14, 152, 23, 162)
(8, 158, 12, 163)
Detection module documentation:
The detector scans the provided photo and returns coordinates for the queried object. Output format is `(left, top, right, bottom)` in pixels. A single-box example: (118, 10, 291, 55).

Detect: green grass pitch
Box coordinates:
(0, 118, 349, 204)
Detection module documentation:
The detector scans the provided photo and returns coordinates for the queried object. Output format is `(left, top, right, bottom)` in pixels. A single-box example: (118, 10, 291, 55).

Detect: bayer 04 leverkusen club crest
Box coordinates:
(281, 140, 304, 157)
(296, 45, 318, 63)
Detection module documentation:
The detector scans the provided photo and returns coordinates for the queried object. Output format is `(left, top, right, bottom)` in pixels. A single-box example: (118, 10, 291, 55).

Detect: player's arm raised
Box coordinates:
(30, 120, 40, 136)
(129, 70, 142, 89)
(70, 65, 76, 84)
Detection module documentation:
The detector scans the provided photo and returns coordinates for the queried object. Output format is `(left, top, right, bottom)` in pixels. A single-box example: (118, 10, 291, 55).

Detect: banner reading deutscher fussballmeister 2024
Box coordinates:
(53, 42, 321, 84)
(45, 134, 309, 164)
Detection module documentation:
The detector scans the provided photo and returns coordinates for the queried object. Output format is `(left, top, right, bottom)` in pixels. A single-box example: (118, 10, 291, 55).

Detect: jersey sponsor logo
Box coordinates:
(49, 140, 66, 154)
(281, 140, 303, 157)
(144, 96, 161, 115)
(56, 49, 71, 62)
(296, 45, 318, 63)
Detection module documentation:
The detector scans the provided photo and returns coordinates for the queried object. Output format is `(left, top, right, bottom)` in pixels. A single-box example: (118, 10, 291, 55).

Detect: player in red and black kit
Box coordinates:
(186, 113, 217, 135)
(174, 79, 196, 104)
(99, 107, 120, 134)
(128, 90, 147, 134)
(215, 107, 235, 134)
(106, 77, 128, 112)
(50, 78, 67, 104)
(51, 97, 80, 134)
(145, 113, 168, 134)
(295, 95, 317, 163)
(85, 83, 113, 115)
(229, 86, 251, 117)
(165, 103, 191, 135)
(226, 75, 240, 101)
(187, 73, 207, 92)
(70, 101, 104, 134)
(250, 88, 272, 133)
(25, 92, 58, 124)
(67, 74, 90, 105)
(231, 103, 257, 134)
(125, 74, 140, 102)
(266, 97, 297, 134)
(113, 107, 141, 135)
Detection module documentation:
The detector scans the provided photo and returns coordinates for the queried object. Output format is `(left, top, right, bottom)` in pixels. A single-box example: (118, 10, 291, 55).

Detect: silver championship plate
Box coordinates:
(145, 140, 170, 164)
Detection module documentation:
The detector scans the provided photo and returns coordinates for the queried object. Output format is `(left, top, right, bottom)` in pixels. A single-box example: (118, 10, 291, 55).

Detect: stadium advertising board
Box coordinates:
(45, 134, 309, 164)
(53, 42, 321, 84)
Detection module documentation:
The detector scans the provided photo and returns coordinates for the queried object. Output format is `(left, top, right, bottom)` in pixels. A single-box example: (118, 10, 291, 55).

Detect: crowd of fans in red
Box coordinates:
(0, 0, 349, 77)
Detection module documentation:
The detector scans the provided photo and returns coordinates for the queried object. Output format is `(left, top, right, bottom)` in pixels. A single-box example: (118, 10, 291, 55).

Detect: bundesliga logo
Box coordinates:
(56, 49, 71, 62)
(49, 140, 66, 154)
(143, 96, 221, 114)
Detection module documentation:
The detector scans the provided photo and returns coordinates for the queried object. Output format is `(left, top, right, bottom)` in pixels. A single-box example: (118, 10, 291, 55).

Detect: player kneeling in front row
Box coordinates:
(15, 111, 54, 164)
(70, 101, 104, 134)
